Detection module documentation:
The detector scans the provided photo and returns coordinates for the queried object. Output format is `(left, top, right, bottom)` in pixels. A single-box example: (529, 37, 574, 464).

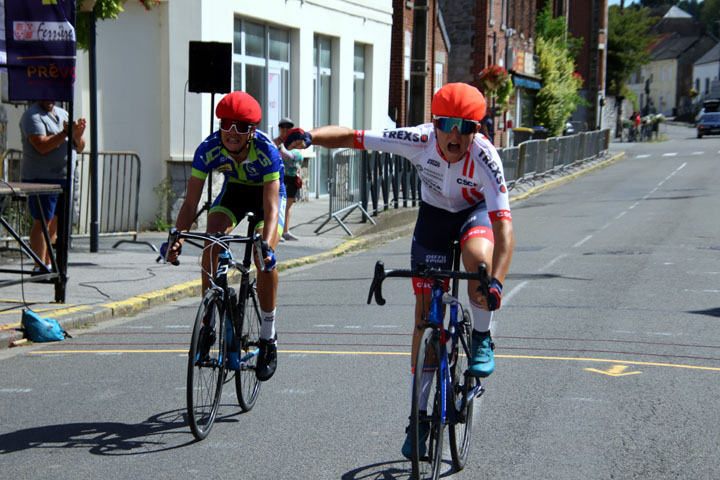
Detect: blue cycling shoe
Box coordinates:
(468, 330, 495, 377)
(401, 416, 430, 459)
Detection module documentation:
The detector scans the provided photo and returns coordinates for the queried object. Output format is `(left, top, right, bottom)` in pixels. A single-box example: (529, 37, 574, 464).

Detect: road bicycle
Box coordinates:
(162, 220, 270, 440)
(367, 242, 491, 479)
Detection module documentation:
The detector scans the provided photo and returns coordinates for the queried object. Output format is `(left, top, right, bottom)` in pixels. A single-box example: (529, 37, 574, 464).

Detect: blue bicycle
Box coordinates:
(368, 244, 491, 479)
(163, 220, 270, 440)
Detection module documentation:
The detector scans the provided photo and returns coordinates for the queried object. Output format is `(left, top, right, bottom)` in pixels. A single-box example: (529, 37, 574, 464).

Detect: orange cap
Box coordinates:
(216, 91, 262, 123)
(431, 83, 486, 121)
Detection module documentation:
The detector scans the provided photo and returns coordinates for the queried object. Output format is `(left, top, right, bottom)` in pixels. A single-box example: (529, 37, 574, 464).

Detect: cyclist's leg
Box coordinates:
(252, 193, 286, 381)
(201, 209, 236, 294)
(459, 204, 496, 377)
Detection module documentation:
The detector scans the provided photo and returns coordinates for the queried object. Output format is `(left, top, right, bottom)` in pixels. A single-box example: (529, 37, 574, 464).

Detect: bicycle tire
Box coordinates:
(187, 289, 226, 440)
(449, 310, 475, 471)
(235, 283, 262, 411)
(411, 326, 444, 480)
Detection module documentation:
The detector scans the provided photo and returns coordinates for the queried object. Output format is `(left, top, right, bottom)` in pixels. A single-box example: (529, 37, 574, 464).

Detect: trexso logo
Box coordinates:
(480, 153, 507, 193)
(382, 130, 428, 143)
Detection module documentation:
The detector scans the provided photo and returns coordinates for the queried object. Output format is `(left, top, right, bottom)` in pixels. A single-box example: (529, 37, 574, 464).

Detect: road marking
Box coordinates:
(27, 350, 720, 372)
(692, 152, 704, 155)
(584, 364, 642, 376)
(539, 255, 567, 272)
(573, 235, 592, 248)
(662, 152, 677, 157)
(636, 154, 650, 158)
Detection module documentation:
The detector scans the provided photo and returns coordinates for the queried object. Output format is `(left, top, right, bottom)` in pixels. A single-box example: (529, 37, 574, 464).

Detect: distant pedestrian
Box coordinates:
(273, 117, 304, 241)
(19, 101, 86, 273)
(481, 114, 495, 144)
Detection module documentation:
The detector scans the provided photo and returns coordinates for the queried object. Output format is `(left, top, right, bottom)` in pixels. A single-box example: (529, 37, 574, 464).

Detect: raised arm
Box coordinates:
(285, 125, 358, 150)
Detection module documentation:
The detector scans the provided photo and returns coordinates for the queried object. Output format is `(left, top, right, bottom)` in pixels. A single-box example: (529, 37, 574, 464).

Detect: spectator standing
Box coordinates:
(481, 114, 495, 145)
(19, 101, 85, 273)
(273, 117, 303, 241)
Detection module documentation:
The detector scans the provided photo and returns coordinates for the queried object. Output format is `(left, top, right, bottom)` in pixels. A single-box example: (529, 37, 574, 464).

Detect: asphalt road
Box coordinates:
(1, 124, 719, 479)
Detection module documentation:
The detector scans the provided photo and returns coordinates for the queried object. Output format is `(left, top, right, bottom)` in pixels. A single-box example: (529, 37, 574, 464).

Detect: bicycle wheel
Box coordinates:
(411, 326, 444, 480)
(449, 310, 476, 471)
(235, 283, 262, 411)
(187, 289, 226, 440)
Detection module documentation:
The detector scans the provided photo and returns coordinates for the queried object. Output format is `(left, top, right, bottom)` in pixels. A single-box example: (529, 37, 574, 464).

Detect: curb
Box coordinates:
(1, 151, 625, 349)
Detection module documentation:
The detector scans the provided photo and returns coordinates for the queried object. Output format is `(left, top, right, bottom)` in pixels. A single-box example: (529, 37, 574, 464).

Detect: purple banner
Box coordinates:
(3, 0, 76, 102)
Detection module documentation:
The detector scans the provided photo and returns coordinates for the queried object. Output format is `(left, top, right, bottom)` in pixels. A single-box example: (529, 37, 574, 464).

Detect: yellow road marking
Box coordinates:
(24, 349, 720, 372)
(584, 364, 643, 376)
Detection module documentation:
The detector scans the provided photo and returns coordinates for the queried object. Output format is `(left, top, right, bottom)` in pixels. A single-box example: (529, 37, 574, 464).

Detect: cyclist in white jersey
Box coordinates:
(286, 83, 514, 457)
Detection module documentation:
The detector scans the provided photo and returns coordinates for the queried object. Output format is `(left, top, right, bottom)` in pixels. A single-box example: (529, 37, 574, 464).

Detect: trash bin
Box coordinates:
(531, 126, 548, 139)
(512, 127, 533, 145)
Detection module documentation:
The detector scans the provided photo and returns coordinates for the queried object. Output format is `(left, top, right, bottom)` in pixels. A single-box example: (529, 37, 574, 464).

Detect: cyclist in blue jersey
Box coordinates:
(163, 91, 286, 381)
(286, 83, 514, 457)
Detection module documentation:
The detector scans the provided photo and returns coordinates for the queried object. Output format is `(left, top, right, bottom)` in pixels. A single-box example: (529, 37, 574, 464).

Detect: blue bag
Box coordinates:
(21, 309, 69, 342)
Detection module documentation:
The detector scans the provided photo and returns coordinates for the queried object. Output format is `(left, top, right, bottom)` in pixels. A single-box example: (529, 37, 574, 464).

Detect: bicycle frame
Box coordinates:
(424, 279, 483, 427)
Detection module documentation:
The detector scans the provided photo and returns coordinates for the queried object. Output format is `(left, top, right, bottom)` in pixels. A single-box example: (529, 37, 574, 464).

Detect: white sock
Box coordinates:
(469, 298, 493, 333)
(260, 308, 276, 341)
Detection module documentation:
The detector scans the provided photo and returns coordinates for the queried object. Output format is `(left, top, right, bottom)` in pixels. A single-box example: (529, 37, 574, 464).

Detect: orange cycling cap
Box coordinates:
(216, 91, 262, 124)
(431, 83, 486, 121)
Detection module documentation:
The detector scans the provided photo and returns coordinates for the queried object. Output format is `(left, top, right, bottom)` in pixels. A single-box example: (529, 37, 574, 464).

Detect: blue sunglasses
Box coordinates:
(434, 116, 479, 135)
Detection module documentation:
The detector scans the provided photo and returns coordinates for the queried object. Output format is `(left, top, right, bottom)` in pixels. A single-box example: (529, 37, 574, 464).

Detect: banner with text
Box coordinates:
(3, 0, 76, 102)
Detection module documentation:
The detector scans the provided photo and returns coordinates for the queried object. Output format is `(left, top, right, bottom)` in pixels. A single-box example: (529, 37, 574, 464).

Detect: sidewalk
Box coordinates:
(0, 149, 624, 349)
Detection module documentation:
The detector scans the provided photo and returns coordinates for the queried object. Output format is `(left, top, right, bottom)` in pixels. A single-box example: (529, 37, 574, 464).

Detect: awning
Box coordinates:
(513, 75, 542, 90)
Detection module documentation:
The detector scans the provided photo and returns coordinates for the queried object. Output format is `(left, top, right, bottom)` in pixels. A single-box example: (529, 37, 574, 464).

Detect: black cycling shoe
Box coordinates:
(198, 327, 216, 361)
(256, 336, 277, 381)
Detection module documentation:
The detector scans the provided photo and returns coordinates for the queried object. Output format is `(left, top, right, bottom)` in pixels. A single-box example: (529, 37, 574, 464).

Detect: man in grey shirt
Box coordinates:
(19, 101, 86, 272)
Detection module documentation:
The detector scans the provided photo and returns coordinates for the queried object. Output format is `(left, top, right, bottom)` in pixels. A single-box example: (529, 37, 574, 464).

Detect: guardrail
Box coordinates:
(0, 149, 152, 250)
(310, 129, 611, 236)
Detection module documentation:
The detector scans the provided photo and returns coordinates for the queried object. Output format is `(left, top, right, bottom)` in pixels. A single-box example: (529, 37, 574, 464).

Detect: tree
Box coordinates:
(699, 0, 720, 36)
(606, 5, 658, 96)
(533, 3, 584, 136)
(534, 36, 584, 136)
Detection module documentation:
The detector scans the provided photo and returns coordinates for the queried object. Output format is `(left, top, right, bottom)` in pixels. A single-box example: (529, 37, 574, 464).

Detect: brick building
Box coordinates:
(441, 0, 538, 146)
(388, 0, 451, 127)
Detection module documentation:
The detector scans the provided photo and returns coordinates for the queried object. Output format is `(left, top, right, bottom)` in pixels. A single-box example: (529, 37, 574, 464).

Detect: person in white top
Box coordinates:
(285, 83, 514, 458)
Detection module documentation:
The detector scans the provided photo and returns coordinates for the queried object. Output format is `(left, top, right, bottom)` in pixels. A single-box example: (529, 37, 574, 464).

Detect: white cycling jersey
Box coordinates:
(354, 123, 511, 221)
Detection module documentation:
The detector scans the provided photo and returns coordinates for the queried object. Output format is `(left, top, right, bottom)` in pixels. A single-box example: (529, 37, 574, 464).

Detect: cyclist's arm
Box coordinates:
(490, 218, 514, 285)
(174, 175, 205, 237)
(262, 177, 281, 247)
(306, 126, 358, 149)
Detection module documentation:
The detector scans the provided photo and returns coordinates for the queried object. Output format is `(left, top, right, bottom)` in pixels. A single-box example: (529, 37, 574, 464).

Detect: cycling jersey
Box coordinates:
(191, 129, 286, 194)
(355, 124, 511, 221)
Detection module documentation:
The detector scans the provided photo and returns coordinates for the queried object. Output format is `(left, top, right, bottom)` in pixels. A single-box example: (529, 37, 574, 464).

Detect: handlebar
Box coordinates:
(155, 227, 268, 267)
(367, 261, 492, 306)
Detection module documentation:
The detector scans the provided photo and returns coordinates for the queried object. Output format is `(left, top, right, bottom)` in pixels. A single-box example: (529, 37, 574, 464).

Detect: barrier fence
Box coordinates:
(323, 129, 611, 235)
(0, 149, 151, 250)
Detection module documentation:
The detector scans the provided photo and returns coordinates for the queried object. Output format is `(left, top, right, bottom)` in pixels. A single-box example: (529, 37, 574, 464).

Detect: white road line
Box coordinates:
(662, 152, 677, 157)
(615, 211, 627, 220)
(692, 152, 704, 155)
(636, 154, 650, 158)
(573, 235, 592, 248)
(539, 254, 568, 272)
(503, 281, 528, 305)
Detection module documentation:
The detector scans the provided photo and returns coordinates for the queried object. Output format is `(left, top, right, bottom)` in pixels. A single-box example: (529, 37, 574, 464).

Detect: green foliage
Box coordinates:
(75, 1, 158, 51)
(699, 0, 720, 35)
(606, 5, 658, 95)
(75, 0, 125, 51)
(535, 3, 584, 59)
(534, 37, 584, 137)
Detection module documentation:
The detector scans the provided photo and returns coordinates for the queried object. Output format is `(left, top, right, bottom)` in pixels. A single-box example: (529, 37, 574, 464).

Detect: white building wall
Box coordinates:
(4, 0, 393, 229)
(694, 61, 720, 98)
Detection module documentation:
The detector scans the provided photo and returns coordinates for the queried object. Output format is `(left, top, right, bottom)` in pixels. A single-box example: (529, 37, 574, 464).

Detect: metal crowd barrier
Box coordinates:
(0, 149, 151, 250)
(321, 129, 611, 235)
(314, 147, 375, 236)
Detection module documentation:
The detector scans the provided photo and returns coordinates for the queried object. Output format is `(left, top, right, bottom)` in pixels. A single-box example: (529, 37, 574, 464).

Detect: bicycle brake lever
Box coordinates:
(476, 262, 491, 301)
(368, 261, 387, 306)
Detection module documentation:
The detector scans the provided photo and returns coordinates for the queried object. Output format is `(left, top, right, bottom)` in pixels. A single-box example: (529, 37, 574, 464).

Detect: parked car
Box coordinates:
(697, 112, 720, 138)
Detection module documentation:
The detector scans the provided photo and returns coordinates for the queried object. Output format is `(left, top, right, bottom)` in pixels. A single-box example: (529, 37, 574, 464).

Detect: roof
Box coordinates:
(695, 42, 720, 65)
(663, 5, 692, 19)
(651, 33, 699, 60)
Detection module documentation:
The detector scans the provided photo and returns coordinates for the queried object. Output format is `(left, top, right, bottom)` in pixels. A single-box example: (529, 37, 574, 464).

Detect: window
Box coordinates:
(434, 62, 443, 94)
(353, 44, 367, 130)
(313, 35, 333, 195)
(233, 18, 291, 134)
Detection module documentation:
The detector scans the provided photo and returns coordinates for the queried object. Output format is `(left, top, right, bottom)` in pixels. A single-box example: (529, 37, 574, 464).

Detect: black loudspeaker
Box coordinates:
(188, 41, 232, 94)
